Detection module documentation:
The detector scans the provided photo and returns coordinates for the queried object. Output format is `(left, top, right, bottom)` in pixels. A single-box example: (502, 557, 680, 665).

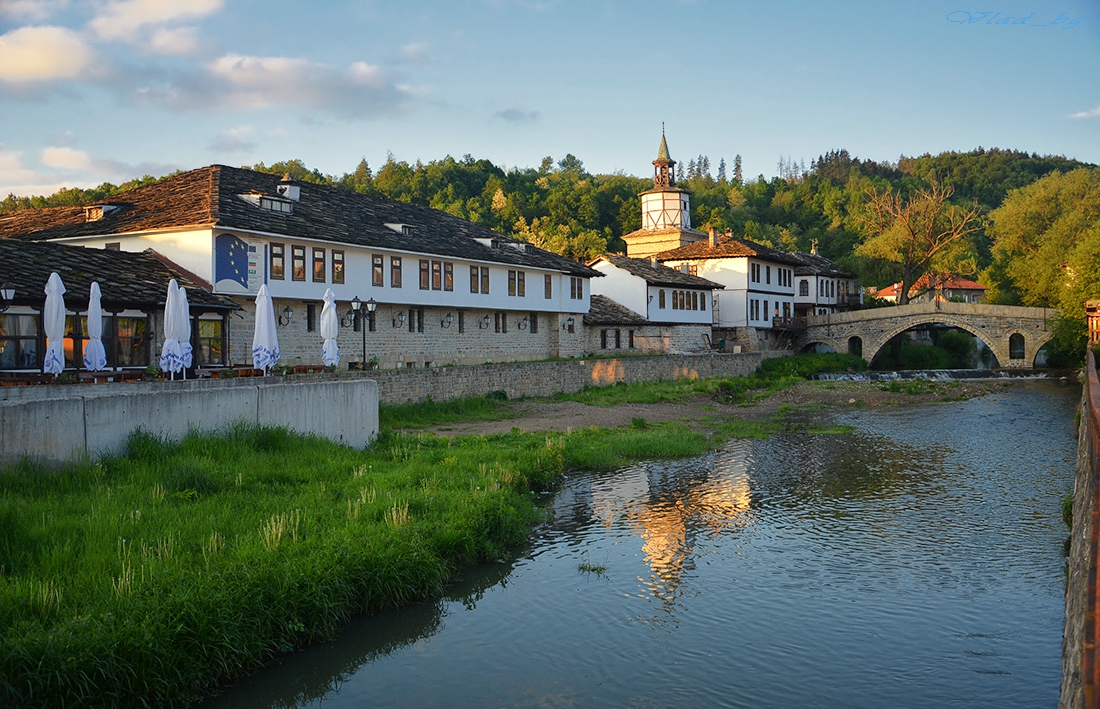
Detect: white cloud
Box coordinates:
(400, 42, 430, 64)
(147, 26, 199, 55)
(38, 145, 178, 183)
(139, 53, 412, 118)
(209, 125, 257, 153)
(0, 26, 97, 83)
(88, 0, 222, 42)
(0, 0, 68, 21)
(495, 108, 539, 124)
(1068, 106, 1100, 119)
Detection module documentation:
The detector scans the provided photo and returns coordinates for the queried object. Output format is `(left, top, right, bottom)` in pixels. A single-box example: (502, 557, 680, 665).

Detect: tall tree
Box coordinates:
(733, 154, 742, 183)
(855, 181, 983, 304)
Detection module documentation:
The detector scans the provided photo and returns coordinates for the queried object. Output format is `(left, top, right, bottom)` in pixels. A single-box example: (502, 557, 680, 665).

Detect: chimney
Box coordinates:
(709, 227, 717, 248)
(276, 173, 301, 201)
(650, 255, 658, 268)
(680, 264, 690, 274)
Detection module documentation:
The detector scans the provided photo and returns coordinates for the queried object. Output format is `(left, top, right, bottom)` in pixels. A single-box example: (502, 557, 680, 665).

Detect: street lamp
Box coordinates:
(0, 282, 15, 313)
(350, 297, 377, 369)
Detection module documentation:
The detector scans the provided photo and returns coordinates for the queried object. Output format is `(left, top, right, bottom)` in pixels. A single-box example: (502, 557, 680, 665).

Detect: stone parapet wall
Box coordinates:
(369, 351, 782, 405)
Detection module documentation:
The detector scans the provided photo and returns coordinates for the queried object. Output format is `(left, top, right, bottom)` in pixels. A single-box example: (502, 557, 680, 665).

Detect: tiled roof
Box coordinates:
(590, 254, 724, 289)
(0, 165, 600, 279)
(654, 233, 803, 266)
(0, 240, 238, 311)
(584, 294, 649, 326)
(787, 251, 854, 278)
(875, 275, 987, 298)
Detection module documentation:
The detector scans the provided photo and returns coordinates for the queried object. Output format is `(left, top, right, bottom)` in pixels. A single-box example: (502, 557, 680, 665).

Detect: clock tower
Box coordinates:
(621, 128, 705, 258)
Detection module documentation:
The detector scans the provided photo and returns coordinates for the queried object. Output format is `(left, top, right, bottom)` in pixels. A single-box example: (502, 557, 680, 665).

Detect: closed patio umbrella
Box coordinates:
(42, 272, 66, 375)
(176, 284, 192, 378)
(252, 284, 280, 373)
(159, 279, 184, 377)
(83, 282, 108, 371)
(320, 288, 339, 367)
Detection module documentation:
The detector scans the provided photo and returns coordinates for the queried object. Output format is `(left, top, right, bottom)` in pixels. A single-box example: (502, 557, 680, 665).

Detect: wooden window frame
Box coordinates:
(312, 247, 326, 283)
(332, 250, 345, 284)
(291, 245, 306, 281)
(419, 259, 430, 290)
(270, 243, 285, 280)
(391, 257, 402, 288)
(372, 254, 384, 287)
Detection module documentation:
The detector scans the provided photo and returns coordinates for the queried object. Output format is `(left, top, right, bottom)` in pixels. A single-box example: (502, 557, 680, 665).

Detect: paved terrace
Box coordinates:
(798, 301, 1058, 368)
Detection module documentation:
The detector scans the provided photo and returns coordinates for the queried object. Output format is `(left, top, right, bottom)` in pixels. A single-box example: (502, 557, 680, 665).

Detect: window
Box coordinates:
(419, 259, 430, 290)
(569, 277, 583, 300)
(659, 289, 666, 308)
(306, 303, 316, 332)
(765, 265, 771, 284)
(0, 313, 39, 369)
(614, 329, 621, 349)
(458, 311, 465, 333)
(196, 318, 224, 366)
(470, 266, 480, 293)
(372, 254, 384, 287)
(444, 262, 453, 291)
(391, 257, 402, 288)
(799, 279, 809, 297)
(629, 330, 635, 349)
(313, 248, 326, 282)
(601, 329, 608, 349)
(763, 301, 769, 321)
(672, 291, 679, 310)
(432, 261, 442, 290)
(105, 242, 120, 251)
(291, 246, 306, 281)
(517, 271, 525, 297)
(691, 292, 698, 310)
(494, 311, 507, 333)
(270, 243, 285, 280)
(529, 312, 538, 333)
(332, 250, 344, 284)
(259, 196, 292, 213)
(114, 316, 150, 367)
(508, 270, 516, 296)
(545, 274, 553, 299)
(417, 307, 425, 333)
(481, 267, 490, 294)
(751, 263, 760, 283)
(689, 265, 698, 276)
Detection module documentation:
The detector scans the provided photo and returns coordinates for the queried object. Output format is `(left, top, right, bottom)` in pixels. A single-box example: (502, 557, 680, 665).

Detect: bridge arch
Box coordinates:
(799, 303, 1057, 370)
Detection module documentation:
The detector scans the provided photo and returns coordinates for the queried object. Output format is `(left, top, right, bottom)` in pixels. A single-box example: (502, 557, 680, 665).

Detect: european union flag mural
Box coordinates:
(215, 233, 251, 290)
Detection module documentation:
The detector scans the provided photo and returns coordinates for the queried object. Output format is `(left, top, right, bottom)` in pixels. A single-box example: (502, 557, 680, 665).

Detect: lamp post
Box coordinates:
(350, 297, 377, 369)
(0, 282, 15, 313)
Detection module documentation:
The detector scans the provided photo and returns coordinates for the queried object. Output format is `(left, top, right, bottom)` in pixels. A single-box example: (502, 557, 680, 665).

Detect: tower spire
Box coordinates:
(654, 124, 675, 188)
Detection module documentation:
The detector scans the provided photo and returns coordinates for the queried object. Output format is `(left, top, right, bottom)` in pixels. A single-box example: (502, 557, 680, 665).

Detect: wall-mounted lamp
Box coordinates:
(441, 313, 454, 329)
(278, 305, 293, 326)
(563, 316, 575, 332)
(392, 310, 406, 328)
(518, 316, 529, 331)
(648, 294, 654, 304)
(479, 314, 491, 330)
(0, 282, 15, 313)
(340, 310, 355, 328)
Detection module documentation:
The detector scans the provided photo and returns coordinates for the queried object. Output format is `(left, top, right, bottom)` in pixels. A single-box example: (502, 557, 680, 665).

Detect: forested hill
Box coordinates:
(2, 148, 1092, 284)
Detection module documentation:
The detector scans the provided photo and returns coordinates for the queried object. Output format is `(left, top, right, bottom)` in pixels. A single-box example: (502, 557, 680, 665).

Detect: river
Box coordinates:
(204, 380, 1080, 708)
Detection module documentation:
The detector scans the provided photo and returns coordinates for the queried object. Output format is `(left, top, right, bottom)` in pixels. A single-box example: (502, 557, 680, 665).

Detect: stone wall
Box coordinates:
(0, 377, 379, 462)
(1063, 349, 1100, 708)
(368, 351, 782, 405)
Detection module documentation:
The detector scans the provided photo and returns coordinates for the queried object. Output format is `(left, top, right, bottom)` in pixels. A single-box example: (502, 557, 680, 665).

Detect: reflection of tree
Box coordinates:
(208, 561, 515, 709)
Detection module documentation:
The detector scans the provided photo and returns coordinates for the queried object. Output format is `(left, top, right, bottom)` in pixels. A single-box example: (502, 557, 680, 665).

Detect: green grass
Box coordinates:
(379, 393, 514, 429)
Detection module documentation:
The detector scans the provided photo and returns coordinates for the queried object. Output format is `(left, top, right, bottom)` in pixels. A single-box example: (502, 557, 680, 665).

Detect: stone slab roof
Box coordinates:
(654, 233, 803, 266)
(584, 294, 649, 326)
(0, 165, 600, 279)
(0, 240, 238, 312)
(590, 254, 724, 290)
(787, 251, 855, 278)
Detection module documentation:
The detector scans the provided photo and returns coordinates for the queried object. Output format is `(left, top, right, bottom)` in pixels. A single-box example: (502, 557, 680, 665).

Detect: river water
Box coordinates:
(206, 381, 1080, 708)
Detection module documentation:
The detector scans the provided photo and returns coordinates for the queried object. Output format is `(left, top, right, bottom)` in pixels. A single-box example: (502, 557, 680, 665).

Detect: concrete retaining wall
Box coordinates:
(368, 351, 783, 404)
(0, 377, 379, 462)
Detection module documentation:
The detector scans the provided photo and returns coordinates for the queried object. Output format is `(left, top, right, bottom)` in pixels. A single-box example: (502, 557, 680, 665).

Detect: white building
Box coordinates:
(0, 165, 602, 369)
(788, 250, 862, 317)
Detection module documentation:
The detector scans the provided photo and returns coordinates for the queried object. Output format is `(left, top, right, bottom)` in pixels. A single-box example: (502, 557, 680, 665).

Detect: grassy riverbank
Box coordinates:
(0, 353, 861, 707)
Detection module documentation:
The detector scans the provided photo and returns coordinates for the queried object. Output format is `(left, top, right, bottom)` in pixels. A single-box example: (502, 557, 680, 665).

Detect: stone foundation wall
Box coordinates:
(369, 351, 783, 405)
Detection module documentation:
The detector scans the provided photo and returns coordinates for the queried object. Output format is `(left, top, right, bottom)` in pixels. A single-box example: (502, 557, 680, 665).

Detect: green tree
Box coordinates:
(855, 181, 983, 304)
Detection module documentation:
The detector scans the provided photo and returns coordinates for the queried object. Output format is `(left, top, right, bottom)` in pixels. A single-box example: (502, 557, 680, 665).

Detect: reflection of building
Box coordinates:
(588, 465, 754, 605)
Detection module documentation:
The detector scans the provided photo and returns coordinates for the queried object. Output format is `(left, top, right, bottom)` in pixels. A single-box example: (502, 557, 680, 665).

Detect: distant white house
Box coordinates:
(788, 249, 862, 317)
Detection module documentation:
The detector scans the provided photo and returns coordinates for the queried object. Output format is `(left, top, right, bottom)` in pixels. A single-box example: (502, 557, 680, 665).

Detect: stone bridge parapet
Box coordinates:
(800, 301, 1057, 368)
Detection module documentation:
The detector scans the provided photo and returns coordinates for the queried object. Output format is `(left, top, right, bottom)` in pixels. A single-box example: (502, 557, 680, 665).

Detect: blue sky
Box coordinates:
(1, 0, 1097, 196)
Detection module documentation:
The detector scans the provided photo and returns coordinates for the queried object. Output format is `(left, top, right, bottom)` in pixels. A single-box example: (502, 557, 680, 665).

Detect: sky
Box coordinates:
(1, 0, 1098, 197)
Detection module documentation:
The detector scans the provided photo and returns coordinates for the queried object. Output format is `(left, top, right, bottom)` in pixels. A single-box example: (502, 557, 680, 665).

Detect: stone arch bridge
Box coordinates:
(793, 302, 1058, 368)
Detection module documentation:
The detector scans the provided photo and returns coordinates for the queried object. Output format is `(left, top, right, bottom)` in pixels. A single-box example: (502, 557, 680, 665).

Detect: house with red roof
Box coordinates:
(872, 274, 987, 305)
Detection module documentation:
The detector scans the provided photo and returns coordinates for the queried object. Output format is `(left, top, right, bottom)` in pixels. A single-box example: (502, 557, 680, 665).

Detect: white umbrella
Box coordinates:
(42, 272, 66, 375)
(320, 288, 339, 367)
(252, 284, 280, 372)
(159, 279, 184, 376)
(176, 284, 192, 377)
(83, 282, 108, 371)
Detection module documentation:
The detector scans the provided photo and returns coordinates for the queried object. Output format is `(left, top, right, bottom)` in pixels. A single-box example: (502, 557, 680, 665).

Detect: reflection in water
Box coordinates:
(205, 381, 1080, 708)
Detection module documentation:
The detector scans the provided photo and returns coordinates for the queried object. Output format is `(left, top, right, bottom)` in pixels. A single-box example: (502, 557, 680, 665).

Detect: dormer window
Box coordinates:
(259, 196, 293, 214)
(84, 205, 120, 222)
(385, 223, 414, 235)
